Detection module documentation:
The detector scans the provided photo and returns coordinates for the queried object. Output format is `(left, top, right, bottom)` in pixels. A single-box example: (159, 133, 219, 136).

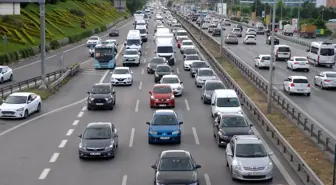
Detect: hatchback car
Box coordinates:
(160, 74, 184, 96)
(287, 56, 309, 71)
(190, 61, 209, 77)
(154, 65, 173, 83)
(183, 48, 198, 58)
(255, 54, 274, 69)
(151, 150, 201, 184)
(201, 80, 225, 104)
(283, 76, 311, 96)
(0, 66, 13, 83)
(231, 28, 242, 37)
(78, 122, 118, 159)
(195, 68, 217, 87)
(149, 84, 175, 108)
(243, 35, 256, 45)
(122, 48, 140, 66)
(146, 110, 183, 144)
(87, 83, 116, 110)
(147, 57, 168, 74)
(109, 29, 119, 37)
(212, 28, 221, 37)
(314, 71, 336, 89)
(225, 34, 239, 44)
(180, 40, 195, 53)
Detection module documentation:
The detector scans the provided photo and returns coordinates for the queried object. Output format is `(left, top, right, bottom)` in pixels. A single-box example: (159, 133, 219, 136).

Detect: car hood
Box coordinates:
(155, 72, 171, 76)
(176, 36, 188, 40)
(150, 125, 179, 132)
(163, 83, 181, 89)
(81, 138, 112, 148)
(0, 103, 26, 110)
(197, 76, 216, 80)
(215, 107, 242, 114)
(90, 94, 111, 99)
(220, 127, 250, 136)
(181, 45, 195, 49)
(87, 40, 99, 43)
(124, 54, 139, 58)
(156, 171, 197, 184)
(184, 60, 197, 65)
(152, 93, 172, 99)
(236, 156, 270, 168)
(112, 74, 131, 79)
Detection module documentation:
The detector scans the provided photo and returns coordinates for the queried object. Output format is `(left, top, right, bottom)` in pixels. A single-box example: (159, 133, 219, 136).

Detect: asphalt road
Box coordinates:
(0, 16, 304, 185)
(187, 19, 336, 135)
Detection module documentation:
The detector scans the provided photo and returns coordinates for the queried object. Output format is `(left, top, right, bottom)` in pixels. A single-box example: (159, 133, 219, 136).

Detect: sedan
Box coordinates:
(283, 76, 311, 96)
(212, 28, 221, 37)
(243, 35, 256, 45)
(109, 29, 119, 37)
(160, 74, 184, 96)
(314, 71, 336, 89)
(201, 80, 225, 104)
(149, 84, 175, 108)
(190, 61, 209, 77)
(180, 40, 195, 53)
(0, 66, 13, 83)
(287, 57, 310, 71)
(224, 34, 238, 44)
(110, 67, 133, 86)
(195, 68, 217, 87)
(255, 55, 274, 69)
(87, 83, 116, 110)
(183, 55, 201, 71)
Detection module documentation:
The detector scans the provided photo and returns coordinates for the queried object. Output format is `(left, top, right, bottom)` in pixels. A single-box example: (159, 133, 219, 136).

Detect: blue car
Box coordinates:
(146, 110, 183, 144)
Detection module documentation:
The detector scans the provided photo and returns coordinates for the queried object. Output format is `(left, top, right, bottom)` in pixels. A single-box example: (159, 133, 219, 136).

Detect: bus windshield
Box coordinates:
(95, 48, 114, 61)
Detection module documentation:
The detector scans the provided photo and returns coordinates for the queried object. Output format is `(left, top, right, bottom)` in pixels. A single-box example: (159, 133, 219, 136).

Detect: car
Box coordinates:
(0, 92, 41, 119)
(245, 28, 256, 36)
(226, 135, 273, 181)
(243, 35, 256, 45)
(110, 67, 133, 86)
(87, 83, 116, 110)
(160, 74, 184, 96)
(235, 24, 243, 31)
(149, 84, 175, 108)
(105, 39, 118, 54)
(0, 66, 13, 83)
(213, 113, 253, 147)
(177, 37, 188, 48)
(180, 40, 195, 53)
(225, 34, 239, 44)
(283, 76, 311, 96)
(147, 57, 168, 74)
(314, 71, 336, 89)
(208, 23, 217, 33)
(78, 122, 118, 159)
(190, 61, 209, 77)
(154, 65, 173, 83)
(212, 28, 221, 37)
(254, 54, 274, 69)
(231, 28, 242, 37)
(146, 110, 183, 144)
(183, 55, 201, 71)
(195, 68, 217, 87)
(109, 29, 119, 37)
(175, 29, 188, 41)
(122, 48, 141, 66)
(266, 36, 279, 45)
(201, 80, 225, 104)
(86, 36, 100, 47)
(287, 57, 310, 71)
(183, 48, 198, 59)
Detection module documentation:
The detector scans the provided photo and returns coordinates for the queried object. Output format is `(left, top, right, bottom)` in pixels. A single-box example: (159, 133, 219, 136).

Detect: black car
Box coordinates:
(109, 29, 119, 37)
(154, 65, 173, 83)
(201, 80, 226, 104)
(87, 83, 116, 110)
(213, 113, 252, 147)
(147, 57, 168, 74)
(266, 36, 280, 45)
(151, 150, 201, 185)
(212, 28, 221, 37)
(190, 61, 208, 78)
(191, 16, 198, 21)
(78, 122, 119, 159)
(183, 48, 198, 59)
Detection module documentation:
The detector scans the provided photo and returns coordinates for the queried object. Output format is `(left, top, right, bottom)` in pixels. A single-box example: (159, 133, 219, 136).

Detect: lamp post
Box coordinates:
(220, 0, 223, 62)
(255, 0, 258, 24)
(297, 0, 301, 35)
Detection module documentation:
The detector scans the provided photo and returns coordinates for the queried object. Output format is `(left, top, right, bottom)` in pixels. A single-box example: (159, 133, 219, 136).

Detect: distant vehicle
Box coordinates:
(195, 68, 217, 87)
(0, 66, 13, 83)
(243, 35, 256, 45)
(94, 43, 117, 69)
(122, 48, 141, 66)
(149, 84, 175, 108)
(225, 34, 238, 45)
(190, 61, 209, 77)
(160, 74, 184, 96)
(154, 65, 173, 83)
(201, 80, 226, 104)
(255, 54, 274, 69)
(110, 67, 133, 86)
(283, 76, 311, 96)
(287, 57, 310, 72)
(109, 29, 119, 37)
(147, 57, 168, 74)
(212, 28, 221, 37)
(266, 36, 280, 45)
(314, 71, 336, 89)
(183, 55, 201, 71)
(86, 36, 100, 47)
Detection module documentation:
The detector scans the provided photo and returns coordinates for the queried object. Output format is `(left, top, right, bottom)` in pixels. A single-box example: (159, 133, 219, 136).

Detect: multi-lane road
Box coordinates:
(188, 19, 336, 135)
(0, 15, 304, 185)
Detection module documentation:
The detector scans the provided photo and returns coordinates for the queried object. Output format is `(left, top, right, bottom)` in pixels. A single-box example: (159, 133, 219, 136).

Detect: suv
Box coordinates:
(154, 65, 173, 83)
(87, 83, 116, 110)
(123, 48, 141, 66)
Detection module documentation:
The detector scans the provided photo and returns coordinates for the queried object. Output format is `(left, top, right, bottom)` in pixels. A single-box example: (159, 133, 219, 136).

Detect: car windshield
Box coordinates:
(177, 32, 187, 36)
(184, 49, 197, 55)
(110, 30, 118, 33)
(228, 35, 236, 38)
(186, 55, 200, 60)
(89, 37, 99, 40)
(139, 29, 146, 34)
(326, 73, 336, 78)
(221, 116, 248, 127)
(95, 48, 114, 61)
(216, 97, 240, 107)
(247, 36, 255, 39)
(126, 39, 141, 45)
(162, 77, 179, 83)
(183, 42, 193, 45)
(113, 69, 129, 74)
(235, 144, 267, 158)
(293, 79, 308, 83)
(153, 86, 172, 93)
(91, 85, 110, 94)
(157, 46, 173, 53)
(5, 95, 27, 104)
(295, 58, 307, 61)
(125, 50, 138, 55)
(198, 70, 213, 76)
(156, 66, 171, 72)
(278, 47, 290, 52)
(159, 157, 194, 171)
(151, 58, 165, 64)
(233, 29, 241, 32)
(261, 56, 271, 60)
(320, 48, 335, 56)
(192, 62, 207, 67)
(205, 82, 225, 90)
(152, 114, 177, 125)
(83, 127, 111, 139)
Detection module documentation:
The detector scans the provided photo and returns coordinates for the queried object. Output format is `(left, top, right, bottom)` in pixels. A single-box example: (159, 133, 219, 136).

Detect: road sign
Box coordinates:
(262, 10, 265, 18)
(0, 3, 20, 15)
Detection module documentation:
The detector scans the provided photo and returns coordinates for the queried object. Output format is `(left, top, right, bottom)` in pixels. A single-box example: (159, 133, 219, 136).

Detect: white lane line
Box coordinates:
(176, 68, 180, 74)
(129, 128, 135, 147)
(184, 99, 190, 111)
(38, 168, 50, 180)
(192, 127, 200, 145)
(122, 175, 128, 185)
(81, 106, 87, 111)
(143, 59, 146, 63)
(66, 129, 74, 136)
(135, 100, 139, 112)
(141, 68, 144, 74)
(49, 153, 60, 163)
(77, 111, 84, 118)
(72, 120, 80, 126)
(14, 55, 56, 71)
(63, 44, 83, 53)
(58, 140, 68, 148)
(139, 81, 143, 90)
(204, 174, 211, 185)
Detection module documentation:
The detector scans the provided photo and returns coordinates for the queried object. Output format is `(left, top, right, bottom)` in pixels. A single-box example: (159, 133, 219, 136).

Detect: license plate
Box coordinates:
(3, 114, 11, 116)
(90, 152, 101, 155)
(300, 62, 306, 65)
(160, 137, 170, 140)
(96, 103, 103, 105)
(297, 89, 304, 91)
(159, 104, 166, 107)
(249, 172, 262, 176)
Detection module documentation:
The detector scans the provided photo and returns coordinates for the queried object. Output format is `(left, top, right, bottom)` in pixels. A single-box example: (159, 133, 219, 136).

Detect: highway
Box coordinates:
(0, 14, 304, 185)
(187, 19, 336, 135)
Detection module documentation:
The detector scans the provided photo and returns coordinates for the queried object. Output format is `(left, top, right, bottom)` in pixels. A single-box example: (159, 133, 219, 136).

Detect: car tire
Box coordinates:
(148, 138, 152, 144)
(36, 103, 41, 113)
(9, 75, 13, 81)
(0, 77, 3, 84)
(307, 93, 311, 96)
(226, 161, 229, 167)
(87, 106, 91, 110)
(23, 110, 28, 119)
(177, 137, 181, 144)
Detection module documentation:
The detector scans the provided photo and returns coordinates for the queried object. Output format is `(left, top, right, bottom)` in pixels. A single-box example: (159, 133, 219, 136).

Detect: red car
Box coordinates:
(177, 38, 187, 48)
(149, 84, 175, 108)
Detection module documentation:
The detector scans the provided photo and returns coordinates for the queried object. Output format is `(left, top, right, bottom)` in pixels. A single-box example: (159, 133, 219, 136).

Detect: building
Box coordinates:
(240, 0, 316, 6)
(316, 0, 326, 7)
(326, 0, 336, 7)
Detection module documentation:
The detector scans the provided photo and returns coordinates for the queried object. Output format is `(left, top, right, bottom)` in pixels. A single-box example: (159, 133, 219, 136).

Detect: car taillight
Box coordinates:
(294, 62, 299, 64)
(318, 55, 320, 62)
(276, 50, 278, 56)
(307, 84, 310, 87)
(324, 79, 331, 82)
(260, 60, 264, 62)
(290, 83, 295, 87)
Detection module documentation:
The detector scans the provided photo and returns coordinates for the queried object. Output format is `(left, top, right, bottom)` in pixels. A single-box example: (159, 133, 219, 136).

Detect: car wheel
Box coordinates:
(203, 97, 207, 104)
(23, 110, 28, 119)
(110, 149, 115, 158)
(321, 82, 324, 89)
(226, 161, 229, 167)
(288, 87, 292, 95)
(148, 138, 152, 144)
(36, 103, 41, 113)
(9, 75, 13, 81)
(87, 106, 91, 110)
(307, 93, 311, 96)
(109, 105, 114, 110)
(0, 77, 3, 84)
(231, 170, 237, 181)
(217, 137, 222, 147)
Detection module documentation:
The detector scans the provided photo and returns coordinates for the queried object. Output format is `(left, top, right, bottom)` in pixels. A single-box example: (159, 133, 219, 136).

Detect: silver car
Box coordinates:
(201, 80, 225, 104)
(225, 34, 239, 45)
(122, 49, 140, 66)
(226, 135, 273, 181)
(195, 68, 217, 87)
(314, 71, 336, 89)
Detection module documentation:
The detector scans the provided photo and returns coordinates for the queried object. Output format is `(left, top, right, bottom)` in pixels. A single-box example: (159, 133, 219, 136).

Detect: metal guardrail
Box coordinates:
(49, 64, 81, 90)
(173, 12, 325, 185)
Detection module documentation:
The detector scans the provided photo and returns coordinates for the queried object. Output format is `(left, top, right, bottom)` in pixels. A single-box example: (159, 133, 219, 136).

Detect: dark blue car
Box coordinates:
(146, 110, 183, 144)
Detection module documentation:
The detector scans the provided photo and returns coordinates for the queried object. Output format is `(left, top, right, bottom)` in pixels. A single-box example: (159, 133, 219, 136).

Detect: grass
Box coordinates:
(182, 18, 334, 185)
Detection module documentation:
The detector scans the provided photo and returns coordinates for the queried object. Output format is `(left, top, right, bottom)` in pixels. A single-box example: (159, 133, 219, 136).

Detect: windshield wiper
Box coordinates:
(85, 137, 110, 139)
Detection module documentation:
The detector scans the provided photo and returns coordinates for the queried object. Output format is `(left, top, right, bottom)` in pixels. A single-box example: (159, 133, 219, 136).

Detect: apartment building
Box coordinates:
(327, 0, 336, 8)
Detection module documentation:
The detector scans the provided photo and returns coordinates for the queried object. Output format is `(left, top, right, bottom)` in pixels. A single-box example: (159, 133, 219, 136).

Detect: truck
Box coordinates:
(283, 24, 294, 36)
(155, 35, 175, 65)
(134, 14, 145, 25)
(155, 33, 174, 44)
(93, 43, 117, 69)
(300, 24, 316, 38)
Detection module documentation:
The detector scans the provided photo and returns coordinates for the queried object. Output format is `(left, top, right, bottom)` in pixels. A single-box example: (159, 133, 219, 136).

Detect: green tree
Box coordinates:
(250, 0, 263, 17)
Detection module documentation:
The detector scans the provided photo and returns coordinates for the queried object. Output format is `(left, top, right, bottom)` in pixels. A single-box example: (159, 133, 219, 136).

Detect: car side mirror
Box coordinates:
(154, 51, 157, 54)
(146, 121, 150, 125)
(211, 102, 215, 106)
(180, 82, 183, 84)
(195, 164, 201, 168)
(227, 152, 233, 156)
(179, 121, 183, 124)
(249, 124, 253, 127)
(87, 91, 90, 94)
(27, 100, 32, 104)
(149, 91, 152, 95)
(241, 103, 244, 106)
(114, 129, 118, 133)
(268, 152, 273, 156)
(78, 134, 82, 138)
(112, 91, 115, 94)
(213, 112, 218, 117)
(151, 164, 157, 169)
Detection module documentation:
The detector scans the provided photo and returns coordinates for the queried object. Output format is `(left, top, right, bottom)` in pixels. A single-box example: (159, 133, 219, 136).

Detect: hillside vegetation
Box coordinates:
(0, 0, 129, 64)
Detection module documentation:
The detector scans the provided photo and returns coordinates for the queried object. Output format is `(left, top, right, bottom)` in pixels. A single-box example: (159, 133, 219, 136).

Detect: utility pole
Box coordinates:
(255, 0, 258, 24)
(297, 0, 300, 35)
(220, 0, 223, 62)
(266, 0, 276, 114)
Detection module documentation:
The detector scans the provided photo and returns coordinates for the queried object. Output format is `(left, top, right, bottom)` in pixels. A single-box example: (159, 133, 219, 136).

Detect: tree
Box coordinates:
(167, 0, 173, 7)
(250, 0, 263, 17)
(126, 0, 146, 14)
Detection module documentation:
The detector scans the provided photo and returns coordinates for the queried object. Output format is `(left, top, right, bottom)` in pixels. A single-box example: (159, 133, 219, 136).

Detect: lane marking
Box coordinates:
(66, 129, 74, 136)
(14, 55, 57, 71)
(129, 128, 135, 147)
(38, 168, 50, 180)
(77, 111, 84, 118)
(58, 140, 68, 148)
(139, 81, 143, 90)
(204, 174, 211, 185)
(141, 68, 144, 74)
(184, 99, 190, 111)
(72, 120, 80, 126)
(143, 59, 146, 63)
(192, 127, 200, 145)
(49, 153, 60, 163)
(81, 106, 87, 111)
(63, 44, 83, 53)
(176, 68, 180, 74)
(122, 175, 128, 185)
(135, 100, 139, 112)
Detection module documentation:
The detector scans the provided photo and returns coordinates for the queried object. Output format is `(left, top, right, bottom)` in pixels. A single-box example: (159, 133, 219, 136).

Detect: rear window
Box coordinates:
(293, 79, 308, 83)
(326, 73, 336, 78)
(233, 28, 241, 32)
(295, 58, 307, 61)
(320, 48, 335, 56)
(278, 47, 290, 52)
(261, 56, 271, 60)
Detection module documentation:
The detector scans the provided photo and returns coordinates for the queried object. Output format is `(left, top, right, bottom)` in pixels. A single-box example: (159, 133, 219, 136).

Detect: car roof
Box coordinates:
(205, 79, 223, 84)
(182, 40, 193, 43)
(176, 30, 186, 32)
(322, 71, 336, 74)
(93, 82, 111, 86)
(115, 67, 130, 70)
(156, 64, 170, 68)
(234, 135, 262, 144)
(125, 48, 138, 51)
(154, 109, 176, 115)
(0, 66, 8, 68)
(220, 113, 246, 119)
(213, 89, 237, 97)
(153, 84, 171, 88)
(259, 54, 271, 57)
(292, 56, 307, 59)
(87, 122, 112, 128)
(10, 92, 32, 97)
(289, 76, 308, 79)
(276, 45, 290, 48)
(162, 74, 179, 78)
(160, 150, 191, 158)
(198, 68, 212, 71)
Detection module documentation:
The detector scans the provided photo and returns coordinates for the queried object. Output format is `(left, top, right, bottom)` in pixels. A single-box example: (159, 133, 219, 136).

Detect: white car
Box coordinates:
(255, 55, 274, 69)
(0, 92, 41, 119)
(245, 28, 257, 36)
(243, 35, 256, 45)
(180, 40, 195, 53)
(86, 36, 100, 47)
(0, 66, 13, 83)
(287, 56, 310, 72)
(160, 74, 184, 96)
(314, 71, 336, 89)
(110, 67, 133, 86)
(283, 76, 311, 96)
(183, 55, 201, 71)
(122, 49, 141, 66)
(195, 68, 217, 87)
(201, 22, 210, 29)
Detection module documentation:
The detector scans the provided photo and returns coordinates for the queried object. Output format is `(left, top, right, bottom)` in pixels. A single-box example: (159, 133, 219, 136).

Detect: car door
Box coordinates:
(317, 73, 324, 84)
(27, 95, 35, 113)
(226, 139, 235, 167)
(111, 86, 116, 101)
(287, 58, 293, 68)
(213, 115, 220, 137)
(111, 124, 118, 146)
(284, 77, 291, 90)
(3, 67, 10, 80)
(30, 94, 39, 111)
(1, 67, 7, 80)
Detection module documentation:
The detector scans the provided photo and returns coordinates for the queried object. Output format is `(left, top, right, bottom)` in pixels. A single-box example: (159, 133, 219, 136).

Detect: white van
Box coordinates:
(155, 37, 176, 66)
(125, 30, 142, 53)
(307, 42, 335, 67)
(274, 45, 291, 61)
(211, 89, 243, 116)
(135, 25, 148, 42)
(175, 30, 188, 41)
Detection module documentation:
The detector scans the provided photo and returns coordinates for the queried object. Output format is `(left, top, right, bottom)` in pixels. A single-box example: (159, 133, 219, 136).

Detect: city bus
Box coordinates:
(94, 43, 116, 69)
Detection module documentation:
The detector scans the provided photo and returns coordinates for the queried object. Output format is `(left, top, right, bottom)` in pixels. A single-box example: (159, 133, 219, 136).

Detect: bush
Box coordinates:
(1, 16, 24, 28)
(231, 17, 240, 22)
(69, 9, 85, 17)
(100, 25, 107, 32)
(50, 40, 60, 50)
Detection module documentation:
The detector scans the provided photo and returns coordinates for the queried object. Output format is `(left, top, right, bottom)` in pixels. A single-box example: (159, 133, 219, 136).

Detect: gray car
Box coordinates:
(147, 57, 168, 74)
(183, 48, 198, 59)
(201, 80, 225, 104)
(225, 34, 239, 45)
(190, 61, 209, 77)
(154, 65, 173, 83)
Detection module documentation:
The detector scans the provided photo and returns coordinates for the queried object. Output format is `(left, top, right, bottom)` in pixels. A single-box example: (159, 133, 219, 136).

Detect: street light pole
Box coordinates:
(220, 0, 223, 62)
(39, 1, 47, 89)
(266, 0, 277, 114)
(255, 0, 257, 24)
(297, 0, 300, 35)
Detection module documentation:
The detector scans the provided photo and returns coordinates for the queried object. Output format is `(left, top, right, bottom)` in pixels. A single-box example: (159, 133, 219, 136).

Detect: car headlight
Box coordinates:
(147, 63, 151, 68)
(172, 130, 180, 134)
(79, 143, 86, 149)
(232, 162, 243, 171)
(205, 93, 211, 98)
(170, 95, 175, 100)
(16, 107, 24, 111)
(106, 141, 114, 149)
(177, 86, 181, 90)
(105, 97, 112, 102)
(237, 111, 243, 114)
(127, 77, 132, 80)
(266, 162, 273, 170)
(110, 77, 115, 81)
(150, 95, 155, 100)
(149, 130, 157, 135)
